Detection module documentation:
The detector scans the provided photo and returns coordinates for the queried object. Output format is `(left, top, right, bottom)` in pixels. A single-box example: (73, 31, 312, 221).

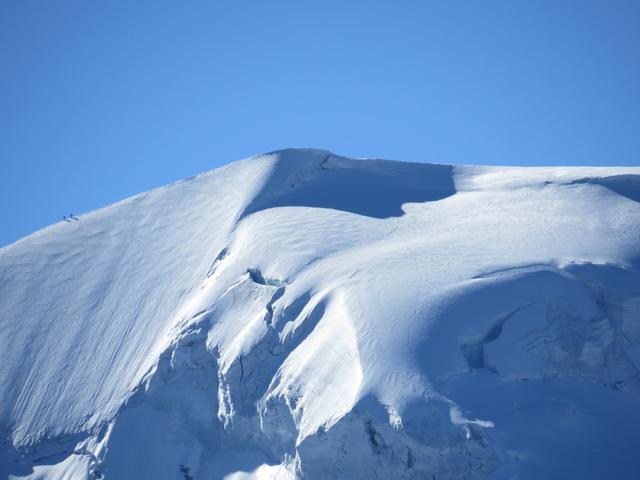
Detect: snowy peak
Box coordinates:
(1, 149, 640, 479)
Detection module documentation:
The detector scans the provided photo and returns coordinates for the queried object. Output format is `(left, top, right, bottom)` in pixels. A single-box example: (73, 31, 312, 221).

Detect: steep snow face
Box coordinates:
(1, 149, 639, 479)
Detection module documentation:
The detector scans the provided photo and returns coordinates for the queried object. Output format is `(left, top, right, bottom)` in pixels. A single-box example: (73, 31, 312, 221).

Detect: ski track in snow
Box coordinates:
(1, 148, 640, 479)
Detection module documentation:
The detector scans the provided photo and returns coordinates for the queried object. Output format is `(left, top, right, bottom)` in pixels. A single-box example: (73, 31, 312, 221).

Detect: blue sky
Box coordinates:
(1, 1, 639, 247)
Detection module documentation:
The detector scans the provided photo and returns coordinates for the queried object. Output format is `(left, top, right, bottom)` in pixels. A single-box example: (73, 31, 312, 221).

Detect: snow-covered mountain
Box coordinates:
(1, 149, 640, 479)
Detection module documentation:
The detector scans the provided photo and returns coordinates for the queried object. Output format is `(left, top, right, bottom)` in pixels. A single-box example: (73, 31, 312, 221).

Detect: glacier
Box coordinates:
(1, 148, 639, 479)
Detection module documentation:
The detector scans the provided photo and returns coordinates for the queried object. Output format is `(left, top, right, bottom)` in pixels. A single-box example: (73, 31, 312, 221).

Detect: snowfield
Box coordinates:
(1, 149, 640, 479)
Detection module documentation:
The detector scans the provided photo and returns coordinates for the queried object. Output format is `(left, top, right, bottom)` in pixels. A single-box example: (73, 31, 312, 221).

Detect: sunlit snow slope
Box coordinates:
(1, 149, 640, 480)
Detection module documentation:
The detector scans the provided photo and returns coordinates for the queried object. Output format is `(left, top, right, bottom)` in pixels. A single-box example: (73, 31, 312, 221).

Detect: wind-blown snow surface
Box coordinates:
(1, 149, 640, 479)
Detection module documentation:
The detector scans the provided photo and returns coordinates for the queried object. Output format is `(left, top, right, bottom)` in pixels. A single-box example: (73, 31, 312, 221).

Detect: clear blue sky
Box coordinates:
(2, 1, 639, 247)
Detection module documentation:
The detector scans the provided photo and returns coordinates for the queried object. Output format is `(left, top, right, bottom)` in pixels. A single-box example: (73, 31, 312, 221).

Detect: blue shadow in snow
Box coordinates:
(242, 150, 456, 219)
(573, 174, 640, 203)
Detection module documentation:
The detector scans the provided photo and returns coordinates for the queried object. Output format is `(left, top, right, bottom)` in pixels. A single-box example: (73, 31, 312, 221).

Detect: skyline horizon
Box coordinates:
(2, 1, 639, 247)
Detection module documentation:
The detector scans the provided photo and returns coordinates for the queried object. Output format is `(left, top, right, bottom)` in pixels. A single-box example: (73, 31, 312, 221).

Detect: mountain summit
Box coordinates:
(1, 149, 640, 479)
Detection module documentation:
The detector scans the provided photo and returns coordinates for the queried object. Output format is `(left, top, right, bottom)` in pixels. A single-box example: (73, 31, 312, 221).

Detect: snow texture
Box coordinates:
(1, 148, 640, 479)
